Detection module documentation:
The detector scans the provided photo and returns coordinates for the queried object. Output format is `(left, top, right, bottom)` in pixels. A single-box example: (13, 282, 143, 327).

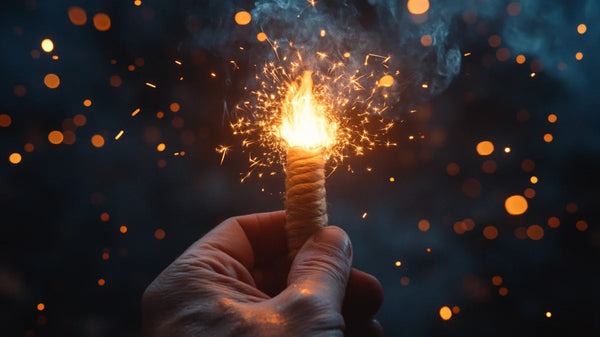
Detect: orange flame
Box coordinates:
(280, 71, 335, 150)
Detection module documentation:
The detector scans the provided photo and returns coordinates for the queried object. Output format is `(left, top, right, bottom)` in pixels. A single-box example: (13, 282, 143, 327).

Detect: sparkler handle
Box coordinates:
(285, 147, 328, 256)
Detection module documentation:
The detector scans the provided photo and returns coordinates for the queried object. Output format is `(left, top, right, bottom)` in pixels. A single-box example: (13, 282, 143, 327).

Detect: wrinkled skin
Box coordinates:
(142, 211, 383, 337)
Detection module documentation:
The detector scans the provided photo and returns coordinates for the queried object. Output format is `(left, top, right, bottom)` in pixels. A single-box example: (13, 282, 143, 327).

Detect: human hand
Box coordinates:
(142, 211, 383, 336)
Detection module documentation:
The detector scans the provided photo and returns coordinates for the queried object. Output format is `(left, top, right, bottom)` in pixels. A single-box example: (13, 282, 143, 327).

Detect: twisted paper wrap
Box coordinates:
(285, 146, 328, 256)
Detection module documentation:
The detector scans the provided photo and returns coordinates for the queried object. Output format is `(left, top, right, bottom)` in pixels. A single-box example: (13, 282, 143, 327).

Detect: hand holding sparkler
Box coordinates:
(142, 211, 383, 337)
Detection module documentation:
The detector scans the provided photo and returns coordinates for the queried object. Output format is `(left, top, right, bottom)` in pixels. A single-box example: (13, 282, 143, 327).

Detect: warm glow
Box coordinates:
(68, 7, 87, 26)
(93, 13, 111, 31)
(48, 131, 64, 144)
(41, 39, 54, 53)
(379, 75, 394, 87)
(577, 24, 587, 34)
(505, 195, 528, 215)
(476, 141, 494, 156)
(395, 261, 402, 267)
(280, 71, 334, 150)
(44, 74, 60, 89)
(439, 306, 452, 320)
(37, 303, 45, 311)
(504, 147, 511, 153)
(407, 0, 430, 15)
(234, 11, 252, 25)
(91, 134, 105, 148)
(9, 153, 22, 164)
(418, 219, 430, 232)
(546, 311, 552, 318)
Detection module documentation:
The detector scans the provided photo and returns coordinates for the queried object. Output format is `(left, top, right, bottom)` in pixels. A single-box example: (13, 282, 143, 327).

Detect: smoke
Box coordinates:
(183, 0, 598, 117)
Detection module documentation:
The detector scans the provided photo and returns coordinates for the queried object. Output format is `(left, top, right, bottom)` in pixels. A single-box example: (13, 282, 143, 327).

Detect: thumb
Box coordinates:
(287, 226, 353, 309)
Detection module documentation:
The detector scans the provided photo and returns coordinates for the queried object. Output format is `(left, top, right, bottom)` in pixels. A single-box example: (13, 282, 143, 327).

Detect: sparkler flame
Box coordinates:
(280, 71, 335, 150)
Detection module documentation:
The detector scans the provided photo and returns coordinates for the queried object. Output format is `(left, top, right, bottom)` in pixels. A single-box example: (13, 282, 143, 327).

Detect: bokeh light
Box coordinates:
(418, 219, 430, 232)
(527, 225, 544, 240)
(68, 7, 87, 26)
(154, 229, 166, 240)
(48, 131, 64, 144)
(420, 35, 433, 47)
(91, 134, 105, 148)
(505, 195, 528, 215)
(575, 220, 588, 232)
(577, 24, 587, 34)
(93, 13, 112, 31)
(44, 74, 60, 89)
(476, 141, 494, 156)
(257, 32, 267, 42)
(41, 39, 54, 53)
(547, 217, 560, 228)
(506, 2, 522, 16)
(439, 306, 452, 320)
(0, 114, 11, 127)
(483, 226, 499, 240)
(9, 153, 22, 164)
(575, 52, 583, 61)
(234, 11, 252, 25)
(378, 75, 394, 88)
(407, 0, 430, 15)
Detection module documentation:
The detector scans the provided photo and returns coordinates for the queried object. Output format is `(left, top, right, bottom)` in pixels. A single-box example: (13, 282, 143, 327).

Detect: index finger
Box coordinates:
(234, 210, 288, 267)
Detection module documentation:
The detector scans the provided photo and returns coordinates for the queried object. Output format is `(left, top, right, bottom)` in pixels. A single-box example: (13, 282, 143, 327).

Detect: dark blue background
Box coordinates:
(1, 1, 598, 336)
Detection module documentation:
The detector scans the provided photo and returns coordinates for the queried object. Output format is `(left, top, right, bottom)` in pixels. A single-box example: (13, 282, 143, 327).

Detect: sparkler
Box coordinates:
(227, 44, 397, 255)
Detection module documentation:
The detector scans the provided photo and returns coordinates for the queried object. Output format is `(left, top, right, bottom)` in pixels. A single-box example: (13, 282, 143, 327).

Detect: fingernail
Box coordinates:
(315, 226, 351, 257)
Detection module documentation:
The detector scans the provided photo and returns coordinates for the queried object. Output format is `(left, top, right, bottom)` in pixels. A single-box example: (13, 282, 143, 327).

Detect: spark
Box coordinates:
(216, 145, 231, 165)
(115, 130, 124, 140)
(174, 60, 182, 65)
(464, 52, 471, 56)
(145, 82, 156, 88)
(131, 108, 140, 116)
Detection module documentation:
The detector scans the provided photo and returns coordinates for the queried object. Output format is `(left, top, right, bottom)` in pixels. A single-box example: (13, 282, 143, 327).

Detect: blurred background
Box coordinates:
(1, 0, 598, 336)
